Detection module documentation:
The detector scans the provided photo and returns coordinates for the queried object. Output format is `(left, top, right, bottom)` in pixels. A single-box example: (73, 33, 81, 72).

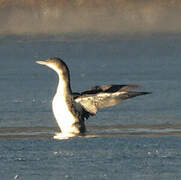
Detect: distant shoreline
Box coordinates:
(0, 0, 181, 35)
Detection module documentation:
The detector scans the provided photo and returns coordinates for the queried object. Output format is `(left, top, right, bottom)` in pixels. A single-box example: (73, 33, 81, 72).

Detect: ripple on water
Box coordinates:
(0, 125, 181, 139)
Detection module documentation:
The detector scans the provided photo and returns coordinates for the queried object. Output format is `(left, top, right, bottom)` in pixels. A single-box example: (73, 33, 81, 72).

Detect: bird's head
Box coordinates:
(36, 57, 69, 76)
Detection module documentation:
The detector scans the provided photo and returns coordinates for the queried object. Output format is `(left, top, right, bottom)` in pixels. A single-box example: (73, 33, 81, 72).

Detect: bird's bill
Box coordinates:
(36, 60, 48, 65)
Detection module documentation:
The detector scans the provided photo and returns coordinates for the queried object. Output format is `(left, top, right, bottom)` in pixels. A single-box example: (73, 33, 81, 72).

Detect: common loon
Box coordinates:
(36, 57, 150, 139)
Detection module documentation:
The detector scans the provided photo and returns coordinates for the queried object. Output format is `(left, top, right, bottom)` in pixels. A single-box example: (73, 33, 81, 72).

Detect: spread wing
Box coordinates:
(74, 84, 150, 115)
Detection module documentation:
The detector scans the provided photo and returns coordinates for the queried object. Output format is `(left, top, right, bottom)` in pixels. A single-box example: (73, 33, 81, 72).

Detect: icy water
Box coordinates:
(0, 34, 181, 179)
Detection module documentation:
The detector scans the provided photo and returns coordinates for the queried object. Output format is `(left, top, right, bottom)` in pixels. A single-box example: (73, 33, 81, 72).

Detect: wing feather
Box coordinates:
(75, 84, 150, 115)
(81, 84, 140, 95)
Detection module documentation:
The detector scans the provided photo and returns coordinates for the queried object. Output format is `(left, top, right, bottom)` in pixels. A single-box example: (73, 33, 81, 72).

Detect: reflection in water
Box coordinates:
(0, 125, 181, 139)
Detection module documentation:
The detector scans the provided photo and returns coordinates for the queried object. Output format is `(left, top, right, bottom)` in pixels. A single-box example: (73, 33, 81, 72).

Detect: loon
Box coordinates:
(36, 57, 150, 139)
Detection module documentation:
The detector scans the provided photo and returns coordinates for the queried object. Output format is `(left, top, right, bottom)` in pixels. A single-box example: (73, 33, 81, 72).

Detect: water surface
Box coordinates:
(0, 34, 181, 179)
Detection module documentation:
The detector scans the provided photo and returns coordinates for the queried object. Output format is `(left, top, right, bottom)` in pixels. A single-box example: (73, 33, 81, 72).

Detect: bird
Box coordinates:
(36, 57, 150, 139)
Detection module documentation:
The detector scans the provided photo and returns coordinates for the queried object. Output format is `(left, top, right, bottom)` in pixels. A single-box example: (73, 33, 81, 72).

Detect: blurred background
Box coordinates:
(1, 0, 181, 36)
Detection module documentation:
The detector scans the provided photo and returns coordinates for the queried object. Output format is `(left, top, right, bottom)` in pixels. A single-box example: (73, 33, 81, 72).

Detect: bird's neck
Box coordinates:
(56, 73, 72, 98)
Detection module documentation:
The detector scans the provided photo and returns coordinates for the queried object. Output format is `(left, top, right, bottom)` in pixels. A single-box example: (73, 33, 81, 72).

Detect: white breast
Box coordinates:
(52, 94, 79, 134)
